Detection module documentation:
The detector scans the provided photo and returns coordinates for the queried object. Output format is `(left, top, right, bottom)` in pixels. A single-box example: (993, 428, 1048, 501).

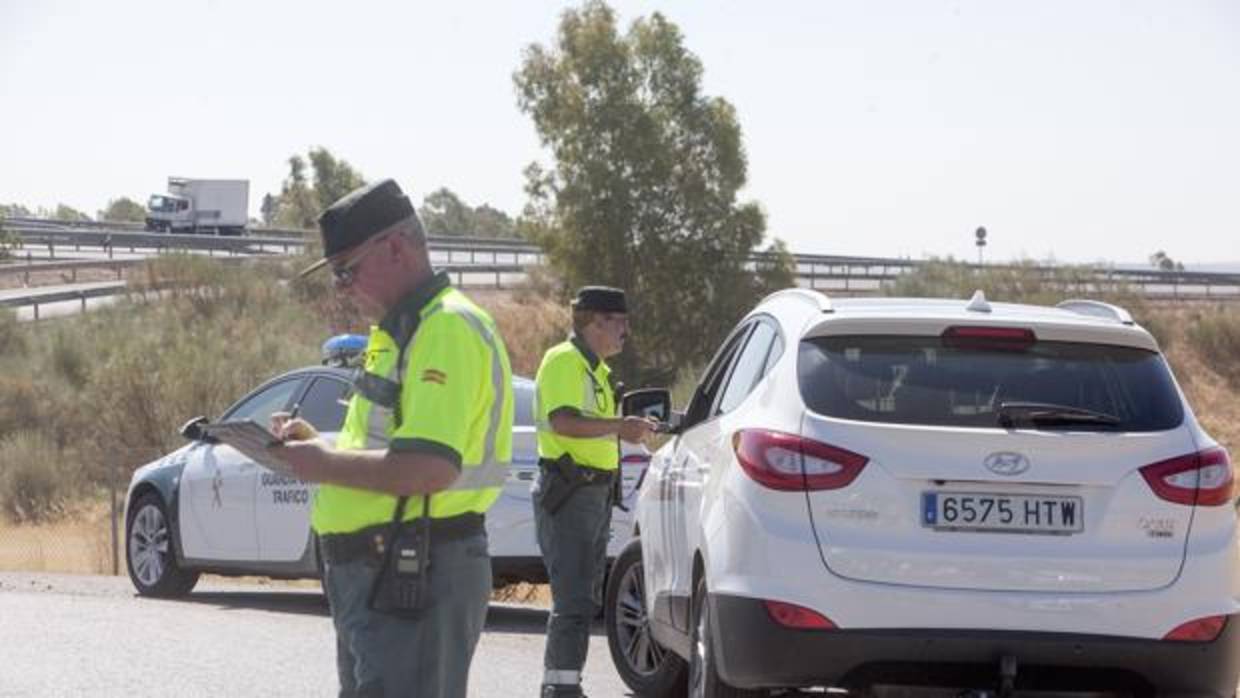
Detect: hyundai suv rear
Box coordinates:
(606, 289, 1239, 697)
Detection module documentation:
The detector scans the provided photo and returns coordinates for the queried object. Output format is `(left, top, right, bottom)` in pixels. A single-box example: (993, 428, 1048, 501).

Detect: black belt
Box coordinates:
(538, 458, 616, 485)
(319, 513, 485, 565)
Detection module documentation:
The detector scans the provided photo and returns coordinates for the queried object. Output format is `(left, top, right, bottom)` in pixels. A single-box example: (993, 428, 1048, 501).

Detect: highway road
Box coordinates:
(0, 572, 630, 698)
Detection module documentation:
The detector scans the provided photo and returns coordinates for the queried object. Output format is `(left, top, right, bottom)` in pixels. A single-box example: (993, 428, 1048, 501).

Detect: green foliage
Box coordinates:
(268, 148, 367, 229)
(99, 196, 146, 223)
(1149, 250, 1185, 272)
(1187, 307, 1240, 388)
(884, 256, 1144, 308)
(514, 1, 794, 381)
(1, 203, 33, 218)
(51, 204, 91, 222)
(0, 217, 19, 261)
(419, 188, 520, 238)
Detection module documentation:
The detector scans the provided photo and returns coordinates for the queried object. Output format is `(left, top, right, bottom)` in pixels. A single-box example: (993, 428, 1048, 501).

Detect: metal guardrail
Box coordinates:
(0, 281, 127, 320)
(5, 217, 1240, 300)
(0, 264, 528, 320)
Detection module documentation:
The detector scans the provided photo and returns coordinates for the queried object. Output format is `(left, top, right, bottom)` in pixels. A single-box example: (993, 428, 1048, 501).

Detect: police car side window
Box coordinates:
(224, 379, 302, 423)
(297, 377, 351, 432)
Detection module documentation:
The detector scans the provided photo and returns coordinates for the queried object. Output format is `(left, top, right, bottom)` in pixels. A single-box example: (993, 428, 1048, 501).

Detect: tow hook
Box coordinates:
(999, 655, 1017, 697)
(954, 655, 1018, 698)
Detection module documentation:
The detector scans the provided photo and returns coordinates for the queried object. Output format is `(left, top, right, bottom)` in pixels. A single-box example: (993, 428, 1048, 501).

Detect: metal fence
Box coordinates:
(0, 480, 127, 577)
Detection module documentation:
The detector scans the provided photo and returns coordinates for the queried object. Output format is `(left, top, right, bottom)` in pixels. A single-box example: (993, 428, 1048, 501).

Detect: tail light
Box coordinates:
(764, 600, 837, 630)
(732, 430, 868, 491)
(942, 326, 1036, 351)
(1139, 447, 1233, 506)
(1163, 614, 1227, 642)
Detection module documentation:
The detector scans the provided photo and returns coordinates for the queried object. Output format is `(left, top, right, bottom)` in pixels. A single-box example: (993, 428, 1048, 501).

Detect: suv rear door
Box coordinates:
(797, 327, 1197, 593)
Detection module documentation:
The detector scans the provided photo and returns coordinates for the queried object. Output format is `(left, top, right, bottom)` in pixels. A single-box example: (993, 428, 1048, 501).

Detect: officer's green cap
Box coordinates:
(299, 178, 423, 277)
(571, 286, 627, 313)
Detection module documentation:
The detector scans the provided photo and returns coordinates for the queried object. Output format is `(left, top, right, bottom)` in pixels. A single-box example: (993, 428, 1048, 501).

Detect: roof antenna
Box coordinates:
(966, 289, 992, 313)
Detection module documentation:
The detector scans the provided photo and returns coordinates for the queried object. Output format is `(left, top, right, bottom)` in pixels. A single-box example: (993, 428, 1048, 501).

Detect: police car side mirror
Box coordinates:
(623, 388, 671, 424)
(179, 416, 218, 444)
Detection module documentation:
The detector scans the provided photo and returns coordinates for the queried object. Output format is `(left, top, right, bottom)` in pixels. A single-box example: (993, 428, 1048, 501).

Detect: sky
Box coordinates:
(2, 0, 1237, 266)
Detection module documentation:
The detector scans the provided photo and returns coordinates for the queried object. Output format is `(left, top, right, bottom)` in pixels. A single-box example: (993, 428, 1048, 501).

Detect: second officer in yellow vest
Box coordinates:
(533, 286, 655, 698)
(274, 179, 514, 698)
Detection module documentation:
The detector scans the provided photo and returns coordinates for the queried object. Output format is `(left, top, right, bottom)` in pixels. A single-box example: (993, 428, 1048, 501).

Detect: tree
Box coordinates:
(419, 188, 519, 238)
(260, 193, 279, 226)
(99, 197, 146, 223)
(514, 1, 794, 381)
(51, 204, 91, 222)
(1149, 250, 1185, 272)
(267, 148, 367, 230)
(0, 203, 33, 218)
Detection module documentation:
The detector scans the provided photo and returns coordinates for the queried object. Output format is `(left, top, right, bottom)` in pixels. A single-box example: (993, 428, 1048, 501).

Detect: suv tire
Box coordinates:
(605, 540, 686, 696)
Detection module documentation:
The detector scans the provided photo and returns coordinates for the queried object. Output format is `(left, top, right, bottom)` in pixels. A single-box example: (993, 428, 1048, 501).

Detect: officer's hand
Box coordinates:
(618, 416, 656, 444)
(270, 413, 318, 442)
(270, 438, 331, 483)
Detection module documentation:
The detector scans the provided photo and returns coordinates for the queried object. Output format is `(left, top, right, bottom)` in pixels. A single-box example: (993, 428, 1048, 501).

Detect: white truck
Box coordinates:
(145, 177, 249, 235)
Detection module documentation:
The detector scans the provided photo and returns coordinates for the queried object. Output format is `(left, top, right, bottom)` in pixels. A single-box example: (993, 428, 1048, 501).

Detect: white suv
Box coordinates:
(605, 289, 1238, 697)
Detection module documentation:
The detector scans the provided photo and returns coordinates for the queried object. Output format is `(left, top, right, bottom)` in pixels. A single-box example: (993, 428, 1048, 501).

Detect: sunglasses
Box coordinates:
(330, 236, 387, 287)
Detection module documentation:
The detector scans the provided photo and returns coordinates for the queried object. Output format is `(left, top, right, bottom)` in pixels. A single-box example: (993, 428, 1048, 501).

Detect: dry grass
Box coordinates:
(0, 501, 119, 575)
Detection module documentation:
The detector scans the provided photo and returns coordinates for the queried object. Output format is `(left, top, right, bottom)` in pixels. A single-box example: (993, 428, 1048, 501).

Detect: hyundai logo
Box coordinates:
(984, 451, 1031, 476)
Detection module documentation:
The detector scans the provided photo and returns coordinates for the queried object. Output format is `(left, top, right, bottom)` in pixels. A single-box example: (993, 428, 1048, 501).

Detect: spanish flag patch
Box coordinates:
(421, 369, 447, 385)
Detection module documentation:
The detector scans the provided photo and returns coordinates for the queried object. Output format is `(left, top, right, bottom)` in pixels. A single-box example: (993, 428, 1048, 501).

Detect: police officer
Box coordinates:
(533, 286, 654, 698)
(274, 179, 515, 698)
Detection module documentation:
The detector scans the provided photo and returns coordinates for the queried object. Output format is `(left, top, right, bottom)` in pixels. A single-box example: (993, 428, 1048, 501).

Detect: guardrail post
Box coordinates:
(47, 241, 54, 259)
(33, 302, 39, 321)
(79, 291, 87, 313)
(24, 251, 31, 286)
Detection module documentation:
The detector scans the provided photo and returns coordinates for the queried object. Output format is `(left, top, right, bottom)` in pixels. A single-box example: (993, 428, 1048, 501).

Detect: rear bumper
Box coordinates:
(710, 593, 1240, 696)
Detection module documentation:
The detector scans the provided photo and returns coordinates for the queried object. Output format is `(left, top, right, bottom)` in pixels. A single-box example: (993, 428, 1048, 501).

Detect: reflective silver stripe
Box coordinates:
(444, 460, 509, 490)
(448, 304, 509, 480)
(543, 670, 580, 685)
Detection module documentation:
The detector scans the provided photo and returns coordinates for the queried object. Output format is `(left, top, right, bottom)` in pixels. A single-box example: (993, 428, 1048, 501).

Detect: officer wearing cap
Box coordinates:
(273, 179, 515, 698)
(533, 286, 655, 698)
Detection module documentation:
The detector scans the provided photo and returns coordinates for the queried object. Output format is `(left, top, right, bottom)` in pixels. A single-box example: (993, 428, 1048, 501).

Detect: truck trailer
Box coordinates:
(146, 178, 249, 235)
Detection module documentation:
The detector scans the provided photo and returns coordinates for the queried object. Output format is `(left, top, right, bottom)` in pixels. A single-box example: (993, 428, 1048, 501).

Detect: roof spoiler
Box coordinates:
(1056, 299, 1135, 325)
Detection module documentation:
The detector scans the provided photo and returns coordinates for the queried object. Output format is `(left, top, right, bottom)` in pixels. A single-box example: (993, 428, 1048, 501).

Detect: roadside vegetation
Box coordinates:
(0, 252, 569, 531)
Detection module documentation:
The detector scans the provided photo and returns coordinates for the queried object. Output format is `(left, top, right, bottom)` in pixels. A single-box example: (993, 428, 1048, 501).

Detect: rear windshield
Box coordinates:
(798, 335, 1183, 431)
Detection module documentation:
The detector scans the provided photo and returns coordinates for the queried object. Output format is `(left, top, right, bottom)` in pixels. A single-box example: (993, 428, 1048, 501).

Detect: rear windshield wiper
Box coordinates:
(997, 401, 1122, 429)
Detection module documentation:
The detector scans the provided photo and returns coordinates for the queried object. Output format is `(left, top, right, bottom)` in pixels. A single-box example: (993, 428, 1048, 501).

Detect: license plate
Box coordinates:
(921, 492, 1083, 534)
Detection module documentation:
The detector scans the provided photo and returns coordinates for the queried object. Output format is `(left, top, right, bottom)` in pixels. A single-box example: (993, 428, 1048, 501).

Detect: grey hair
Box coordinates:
(383, 214, 427, 246)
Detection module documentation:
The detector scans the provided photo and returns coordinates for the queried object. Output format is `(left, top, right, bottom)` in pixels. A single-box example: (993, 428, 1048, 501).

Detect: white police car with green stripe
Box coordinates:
(124, 361, 647, 597)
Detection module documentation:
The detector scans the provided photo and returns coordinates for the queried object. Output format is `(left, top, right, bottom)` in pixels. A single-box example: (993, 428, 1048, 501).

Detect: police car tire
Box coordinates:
(604, 540, 686, 697)
(125, 492, 199, 598)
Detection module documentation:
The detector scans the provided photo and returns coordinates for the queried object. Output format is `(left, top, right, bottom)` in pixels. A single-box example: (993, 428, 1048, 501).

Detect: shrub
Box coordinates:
(1187, 307, 1240, 388)
(0, 307, 25, 355)
(0, 432, 77, 524)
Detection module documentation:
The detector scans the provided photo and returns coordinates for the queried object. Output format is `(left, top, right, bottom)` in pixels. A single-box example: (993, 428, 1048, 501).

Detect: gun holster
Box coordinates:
(538, 454, 584, 515)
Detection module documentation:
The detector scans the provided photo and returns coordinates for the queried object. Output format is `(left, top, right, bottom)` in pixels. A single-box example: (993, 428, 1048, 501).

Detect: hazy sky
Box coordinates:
(2, 0, 1237, 265)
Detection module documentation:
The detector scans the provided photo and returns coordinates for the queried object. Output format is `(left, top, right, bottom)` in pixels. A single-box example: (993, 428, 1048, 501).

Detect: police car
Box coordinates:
(123, 336, 647, 597)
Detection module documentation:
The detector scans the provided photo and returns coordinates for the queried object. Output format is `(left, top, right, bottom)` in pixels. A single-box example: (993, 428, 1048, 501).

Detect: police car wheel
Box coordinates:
(605, 540, 686, 696)
(125, 492, 199, 597)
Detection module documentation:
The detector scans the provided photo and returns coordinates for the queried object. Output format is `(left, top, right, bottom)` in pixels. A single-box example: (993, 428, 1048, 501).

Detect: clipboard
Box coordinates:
(200, 419, 295, 475)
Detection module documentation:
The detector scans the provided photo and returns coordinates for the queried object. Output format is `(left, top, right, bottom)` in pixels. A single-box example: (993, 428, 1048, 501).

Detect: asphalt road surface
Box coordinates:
(0, 572, 629, 698)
